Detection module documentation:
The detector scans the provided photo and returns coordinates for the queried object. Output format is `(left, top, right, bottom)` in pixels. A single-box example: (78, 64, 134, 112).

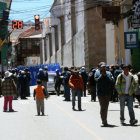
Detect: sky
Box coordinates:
(9, 0, 54, 22)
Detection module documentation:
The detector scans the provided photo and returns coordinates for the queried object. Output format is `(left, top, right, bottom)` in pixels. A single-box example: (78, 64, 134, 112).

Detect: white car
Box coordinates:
(47, 72, 64, 94)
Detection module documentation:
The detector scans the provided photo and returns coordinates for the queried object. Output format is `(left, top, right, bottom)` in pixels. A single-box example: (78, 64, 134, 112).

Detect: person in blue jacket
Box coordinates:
(63, 67, 71, 101)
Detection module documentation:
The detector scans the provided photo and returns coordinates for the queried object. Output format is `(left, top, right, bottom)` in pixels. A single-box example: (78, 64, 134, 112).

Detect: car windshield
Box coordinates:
(48, 74, 55, 82)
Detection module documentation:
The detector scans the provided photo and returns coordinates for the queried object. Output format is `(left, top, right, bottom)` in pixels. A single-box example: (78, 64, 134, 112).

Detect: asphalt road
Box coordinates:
(0, 87, 140, 140)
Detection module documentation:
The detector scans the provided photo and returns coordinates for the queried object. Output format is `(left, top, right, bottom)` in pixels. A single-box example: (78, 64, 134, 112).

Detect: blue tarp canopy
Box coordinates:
(16, 63, 61, 86)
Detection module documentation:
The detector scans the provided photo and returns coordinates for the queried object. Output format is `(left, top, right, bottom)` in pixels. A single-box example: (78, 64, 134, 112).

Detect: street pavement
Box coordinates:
(0, 86, 140, 140)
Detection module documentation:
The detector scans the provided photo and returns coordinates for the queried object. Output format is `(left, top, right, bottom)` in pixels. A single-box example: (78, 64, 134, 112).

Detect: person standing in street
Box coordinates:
(18, 71, 28, 99)
(54, 69, 62, 96)
(1, 71, 17, 112)
(94, 62, 114, 126)
(69, 69, 84, 111)
(24, 68, 31, 97)
(43, 66, 49, 94)
(79, 67, 88, 97)
(87, 68, 96, 102)
(11, 69, 18, 100)
(63, 67, 71, 101)
(115, 65, 138, 125)
(135, 72, 140, 106)
(34, 79, 47, 116)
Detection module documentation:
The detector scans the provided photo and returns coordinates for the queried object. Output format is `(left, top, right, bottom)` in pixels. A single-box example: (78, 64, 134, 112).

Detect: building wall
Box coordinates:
(64, 0, 71, 44)
(124, 18, 131, 65)
(51, 28, 56, 56)
(42, 0, 108, 70)
(63, 40, 73, 67)
(73, 0, 85, 67)
(57, 49, 61, 64)
(84, 7, 106, 70)
(106, 23, 115, 65)
(73, 29, 85, 67)
(75, 0, 85, 32)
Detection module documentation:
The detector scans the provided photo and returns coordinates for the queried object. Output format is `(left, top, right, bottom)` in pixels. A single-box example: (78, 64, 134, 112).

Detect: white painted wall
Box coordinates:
(74, 0, 85, 67)
(75, 0, 84, 33)
(43, 0, 86, 68)
(57, 49, 61, 64)
(63, 41, 72, 67)
(106, 23, 115, 65)
(64, 0, 71, 43)
(41, 22, 45, 64)
(51, 55, 55, 63)
(57, 20, 61, 50)
(124, 18, 131, 65)
(74, 29, 85, 67)
(46, 38, 50, 62)
(51, 28, 55, 56)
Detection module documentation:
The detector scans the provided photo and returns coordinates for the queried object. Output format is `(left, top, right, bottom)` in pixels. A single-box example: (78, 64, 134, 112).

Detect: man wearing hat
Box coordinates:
(115, 64, 138, 125)
(69, 69, 84, 111)
(95, 62, 114, 126)
(1, 71, 17, 112)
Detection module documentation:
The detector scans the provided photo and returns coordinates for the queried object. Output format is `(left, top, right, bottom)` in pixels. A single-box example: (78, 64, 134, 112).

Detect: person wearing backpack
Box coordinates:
(115, 64, 138, 126)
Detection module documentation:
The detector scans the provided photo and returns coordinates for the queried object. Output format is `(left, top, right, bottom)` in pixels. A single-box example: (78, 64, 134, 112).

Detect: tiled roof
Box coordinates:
(18, 27, 42, 39)
(10, 27, 30, 43)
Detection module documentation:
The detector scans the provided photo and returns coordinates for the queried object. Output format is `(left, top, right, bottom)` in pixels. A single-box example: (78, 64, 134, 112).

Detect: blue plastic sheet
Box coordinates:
(16, 63, 61, 86)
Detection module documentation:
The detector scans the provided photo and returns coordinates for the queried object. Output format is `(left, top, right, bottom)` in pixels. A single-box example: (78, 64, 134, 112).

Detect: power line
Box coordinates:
(9, 0, 121, 22)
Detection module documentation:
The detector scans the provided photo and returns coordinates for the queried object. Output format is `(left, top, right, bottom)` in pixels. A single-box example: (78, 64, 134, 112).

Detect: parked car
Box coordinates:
(47, 72, 64, 94)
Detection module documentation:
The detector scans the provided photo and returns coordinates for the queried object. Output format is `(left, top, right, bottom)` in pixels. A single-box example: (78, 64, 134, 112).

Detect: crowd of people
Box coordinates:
(0, 62, 140, 127)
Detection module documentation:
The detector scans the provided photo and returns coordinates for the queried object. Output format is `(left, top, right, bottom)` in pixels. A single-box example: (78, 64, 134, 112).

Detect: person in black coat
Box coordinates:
(94, 62, 114, 126)
(18, 71, 28, 99)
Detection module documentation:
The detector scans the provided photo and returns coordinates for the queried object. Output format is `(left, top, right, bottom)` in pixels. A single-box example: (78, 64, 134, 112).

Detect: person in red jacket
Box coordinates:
(69, 69, 84, 111)
(34, 79, 47, 116)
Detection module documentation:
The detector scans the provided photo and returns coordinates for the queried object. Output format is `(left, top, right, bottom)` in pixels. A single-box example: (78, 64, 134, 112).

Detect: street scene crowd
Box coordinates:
(0, 62, 140, 127)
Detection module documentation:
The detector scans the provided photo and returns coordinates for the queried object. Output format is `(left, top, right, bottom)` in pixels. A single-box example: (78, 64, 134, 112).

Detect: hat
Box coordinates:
(39, 68, 43, 72)
(72, 68, 79, 73)
(44, 66, 48, 70)
(4, 71, 12, 78)
(81, 67, 85, 70)
(21, 71, 25, 74)
(98, 62, 106, 67)
(100, 64, 106, 67)
(122, 64, 129, 68)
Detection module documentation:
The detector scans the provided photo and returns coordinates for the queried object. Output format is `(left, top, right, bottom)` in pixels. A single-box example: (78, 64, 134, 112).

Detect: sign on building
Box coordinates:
(27, 57, 40, 65)
(131, 0, 140, 28)
(124, 32, 139, 49)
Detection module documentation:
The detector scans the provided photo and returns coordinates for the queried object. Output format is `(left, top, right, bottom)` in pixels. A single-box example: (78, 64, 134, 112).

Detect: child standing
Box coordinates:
(34, 79, 47, 116)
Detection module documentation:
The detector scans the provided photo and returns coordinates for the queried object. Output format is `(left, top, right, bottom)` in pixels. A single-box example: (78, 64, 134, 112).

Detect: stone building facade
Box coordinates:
(42, 0, 117, 70)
